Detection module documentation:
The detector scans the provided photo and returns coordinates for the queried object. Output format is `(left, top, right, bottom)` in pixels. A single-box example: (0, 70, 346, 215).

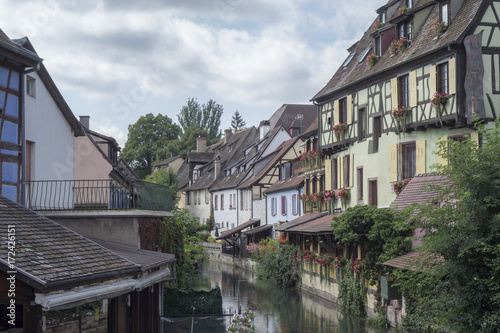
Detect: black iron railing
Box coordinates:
(25, 179, 174, 211)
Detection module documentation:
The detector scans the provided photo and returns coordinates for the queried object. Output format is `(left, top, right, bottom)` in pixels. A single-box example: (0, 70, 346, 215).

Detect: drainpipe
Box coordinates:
(20, 63, 41, 206)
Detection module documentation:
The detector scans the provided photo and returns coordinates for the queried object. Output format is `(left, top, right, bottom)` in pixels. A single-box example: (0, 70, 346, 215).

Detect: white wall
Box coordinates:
(187, 189, 211, 225)
(252, 198, 266, 225)
(25, 72, 75, 181)
(213, 188, 238, 232)
(261, 128, 291, 157)
(266, 188, 303, 225)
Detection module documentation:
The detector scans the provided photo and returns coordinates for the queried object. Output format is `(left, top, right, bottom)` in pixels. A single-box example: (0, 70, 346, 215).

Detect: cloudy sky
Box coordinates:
(0, 0, 381, 147)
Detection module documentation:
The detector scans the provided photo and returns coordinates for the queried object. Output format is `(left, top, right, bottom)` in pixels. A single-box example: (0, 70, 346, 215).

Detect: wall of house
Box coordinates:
(266, 188, 303, 225)
(74, 135, 113, 180)
(319, 58, 479, 208)
(238, 189, 252, 225)
(261, 127, 292, 156)
(252, 198, 266, 225)
(213, 188, 238, 231)
(186, 189, 211, 224)
(24, 72, 76, 181)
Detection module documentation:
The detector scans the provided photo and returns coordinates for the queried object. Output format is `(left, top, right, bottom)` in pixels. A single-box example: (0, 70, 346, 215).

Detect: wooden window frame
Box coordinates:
(281, 196, 287, 215)
(399, 74, 410, 108)
(343, 155, 350, 188)
(401, 143, 416, 179)
(437, 62, 449, 94)
(440, 1, 450, 26)
(358, 108, 367, 141)
(368, 178, 378, 207)
(357, 167, 363, 203)
(292, 194, 298, 215)
(331, 157, 338, 190)
(373, 116, 382, 153)
(339, 98, 347, 124)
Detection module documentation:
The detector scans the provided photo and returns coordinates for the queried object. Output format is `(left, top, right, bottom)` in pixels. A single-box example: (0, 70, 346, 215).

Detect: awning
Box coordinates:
(243, 224, 273, 236)
(35, 268, 172, 311)
(216, 219, 260, 240)
(274, 212, 327, 232)
(286, 213, 341, 235)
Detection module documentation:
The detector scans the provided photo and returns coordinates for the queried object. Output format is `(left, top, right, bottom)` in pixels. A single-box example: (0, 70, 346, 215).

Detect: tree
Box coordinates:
(121, 113, 181, 179)
(231, 110, 246, 132)
(149, 167, 178, 204)
(157, 126, 212, 160)
(395, 120, 500, 332)
(177, 98, 223, 140)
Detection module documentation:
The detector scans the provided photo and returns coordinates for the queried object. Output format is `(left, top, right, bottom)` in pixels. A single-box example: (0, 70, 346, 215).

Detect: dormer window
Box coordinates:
(375, 36, 381, 56)
(398, 20, 412, 41)
(407, 0, 413, 9)
(440, 1, 450, 26)
(380, 11, 386, 23)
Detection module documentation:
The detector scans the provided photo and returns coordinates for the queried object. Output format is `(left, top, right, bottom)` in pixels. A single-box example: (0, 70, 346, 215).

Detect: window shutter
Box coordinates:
(391, 78, 399, 109)
(416, 140, 426, 175)
(436, 136, 448, 166)
(429, 65, 437, 94)
(409, 70, 417, 108)
(349, 153, 354, 187)
(281, 196, 286, 215)
(334, 100, 340, 125)
(338, 156, 344, 188)
(325, 158, 332, 191)
(389, 144, 398, 182)
(449, 58, 456, 95)
(347, 95, 353, 125)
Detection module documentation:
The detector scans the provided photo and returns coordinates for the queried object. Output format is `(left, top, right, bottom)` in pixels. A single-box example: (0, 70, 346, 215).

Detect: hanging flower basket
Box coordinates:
(390, 37, 410, 55)
(333, 123, 348, 145)
(393, 106, 411, 135)
(338, 188, 350, 207)
(431, 92, 448, 125)
(324, 190, 336, 214)
(366, 53, 380, 69)
(433, 21, 447, 37)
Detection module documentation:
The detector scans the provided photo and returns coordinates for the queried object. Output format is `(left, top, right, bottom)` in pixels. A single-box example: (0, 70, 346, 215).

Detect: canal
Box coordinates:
(184, 259, 401, 333)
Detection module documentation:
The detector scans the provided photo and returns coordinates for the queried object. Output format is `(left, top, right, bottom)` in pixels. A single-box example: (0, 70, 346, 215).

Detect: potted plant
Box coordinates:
(393, 106, 411, 135)
(366, 53, 380, 69)
(433, 21, 447, 37)
(371, 20, 384, 32)
(392, 178, 412, 195)
(431, 92, 448, 125)
(338, 188, 350, 207)
(324, 190, 336, 214)
(333, 122, 348, 145)
(397, 6, 409, 15)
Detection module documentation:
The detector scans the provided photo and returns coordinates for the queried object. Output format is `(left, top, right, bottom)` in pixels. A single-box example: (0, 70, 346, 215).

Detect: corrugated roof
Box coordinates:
(275, 212, 328, 231)
(0, 197, 139, 291)
(91, 239, 176, 271)
(216, 219, 260, 240)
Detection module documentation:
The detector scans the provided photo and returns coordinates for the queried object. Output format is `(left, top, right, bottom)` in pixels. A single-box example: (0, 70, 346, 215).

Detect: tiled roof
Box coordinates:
(287, 213, 341, 234)
(154, 155, 182, 168)
(176, 161, 190, 190)
(0, 197, 139, 291)
(187, 152, 214, 163)
(383, 250, 444, 271)
(91, 239, 176, 271)
(0, 29, 41, 66)
(242, 224, 273, 236)
(269, 104, 317, 134)
(390, 174, 451, 210)
(263, 175, 304, 194)
(275, 212, 328, 231)
(312, 0, 483, 101)
(238, 137, 300, 189)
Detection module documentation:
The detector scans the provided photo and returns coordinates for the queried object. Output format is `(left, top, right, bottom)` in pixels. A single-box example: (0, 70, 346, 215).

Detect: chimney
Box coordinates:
(80, 115, 90, 129)
(214, 155, 220, 180)
(259, 120, 271, 140)
(197, 137, 207, 152)
(224, 129, 233, 144)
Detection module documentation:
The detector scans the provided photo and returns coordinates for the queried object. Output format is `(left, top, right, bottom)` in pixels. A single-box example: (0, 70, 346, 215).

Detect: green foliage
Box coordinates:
(148, 167, 178, 204)
(121, 113, 181, 179)
(231, 110, 246, 131)
(338, 271, 366, 317)
(331, 205, 413, 281)
(160, 209, 205, 288)
(157, 126, 215, 159)
(394, 120, 500, 332)
(250, 238, 301, 288)
(177, 98, 223, 140)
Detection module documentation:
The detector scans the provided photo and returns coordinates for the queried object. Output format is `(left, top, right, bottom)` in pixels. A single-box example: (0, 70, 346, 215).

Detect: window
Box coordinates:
(368, 179, 378, 206)
(319, 175, 325, 193)
(399, 75, 410, 107)
(205, 190, 209, 204)
(26, 76, 36, 98)
(407, 0, 413, 9)
(197, 190, 201, 205)
(375, 37, 381, 56)
(358, 108, 366, 141)
(437, 62, 449, 94)
(357, 168, 363, 202)
(281, 163, 291, 180)
(281, 196, 287, 215)
(398, 20, 412, 41)
(402, 143, 416, 179)
(380, 11, 386, 23)
(271, 197, 277, 216)
(440, 1, 450, 26)
(339, 98, 347, 124)
(187, 191, 191, 205)
(312, 176, 317, 194)
(373, 116, 382, 153)
(343, 155, 350, 188)
(343, 53, 355, 67)
(292, 194, 299, 215)
(229, 194, 232, 209)
(214, 195, 218, 210)
(332, 157, 338, 190)
(291, 128, 300, 137)
(26, 141, 34, 181)
(305, 178, 310, 195)
(221, 194, 224, 210)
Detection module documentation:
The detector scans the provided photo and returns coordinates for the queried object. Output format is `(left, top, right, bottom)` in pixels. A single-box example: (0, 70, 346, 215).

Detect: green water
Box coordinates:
(188, 260, 401, 333)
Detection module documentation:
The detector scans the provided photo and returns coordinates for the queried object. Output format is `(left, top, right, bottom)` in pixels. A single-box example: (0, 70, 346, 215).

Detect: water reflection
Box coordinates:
(190, 260, 400, 333)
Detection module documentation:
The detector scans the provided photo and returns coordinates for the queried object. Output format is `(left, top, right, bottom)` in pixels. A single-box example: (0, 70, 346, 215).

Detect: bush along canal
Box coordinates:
(170, 259, 402, 333)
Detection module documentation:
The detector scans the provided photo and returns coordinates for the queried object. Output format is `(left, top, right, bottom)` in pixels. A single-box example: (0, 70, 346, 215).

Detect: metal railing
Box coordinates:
(25, 179, 174, 211)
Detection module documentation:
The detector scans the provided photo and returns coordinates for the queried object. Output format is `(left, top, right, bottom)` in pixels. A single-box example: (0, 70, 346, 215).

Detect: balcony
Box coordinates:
(25, 179, 174, 212)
